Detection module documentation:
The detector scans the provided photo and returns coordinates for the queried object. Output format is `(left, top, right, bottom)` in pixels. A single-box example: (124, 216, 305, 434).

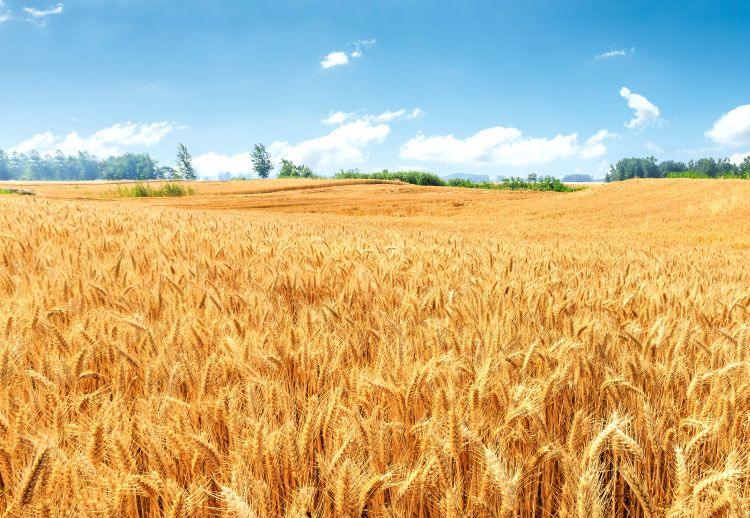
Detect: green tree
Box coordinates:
(278, 159, 314, 178)
(0, 151, 10, 181)
(176, 143, 196, 180)
(740, 156, 750, 174)
(251, 143, 273, 179)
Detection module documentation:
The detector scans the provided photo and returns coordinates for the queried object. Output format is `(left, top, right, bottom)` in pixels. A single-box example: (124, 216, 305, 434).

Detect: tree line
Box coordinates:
(0, 144, 197, 181)
(606, 156, 750, 182)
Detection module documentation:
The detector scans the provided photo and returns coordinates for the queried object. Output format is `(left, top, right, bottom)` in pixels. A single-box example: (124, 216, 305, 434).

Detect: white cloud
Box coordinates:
(0, 0, 10, 22)
(323, 107, 423, 125)
(619, 87, 661, 129)
(644, 141, 664, 153)
(705, 105, 750, 146)
(367, 109, 405, 123)
(399, 126, 612, 167)
(10, 131, 58, 154)
(580, 129, 617, 158)
(269, 119, 390, 170)
(730, 151, 750, 165)
(322, 111, 354, 125)
(320, 51, 349, 69)
(406, 107, 423, 119)
(321, 39, 376, 68)
(596, 47, 635, 59)
(193, 152, 253, 177)
(11, 121, 177, 157)
(24, 2, 63, 17)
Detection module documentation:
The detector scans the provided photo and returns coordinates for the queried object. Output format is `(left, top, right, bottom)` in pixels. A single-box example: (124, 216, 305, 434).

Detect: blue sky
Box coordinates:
(1, 0, 750, 178)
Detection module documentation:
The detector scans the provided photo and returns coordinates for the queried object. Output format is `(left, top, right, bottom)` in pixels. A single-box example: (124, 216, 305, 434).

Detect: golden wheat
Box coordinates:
(1, 181, 749, 518)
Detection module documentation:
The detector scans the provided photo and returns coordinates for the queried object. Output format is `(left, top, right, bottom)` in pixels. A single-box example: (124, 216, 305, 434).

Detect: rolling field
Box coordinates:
(1, 179, 750, 518)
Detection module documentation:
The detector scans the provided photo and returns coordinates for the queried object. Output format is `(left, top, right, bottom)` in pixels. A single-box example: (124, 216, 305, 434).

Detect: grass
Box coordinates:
(0, 187, 35, 195)
(104, 181, 196, 197)
(0, 179, 749, 517)
(334, 169, 583, 191)
(667, 171, 750, 179)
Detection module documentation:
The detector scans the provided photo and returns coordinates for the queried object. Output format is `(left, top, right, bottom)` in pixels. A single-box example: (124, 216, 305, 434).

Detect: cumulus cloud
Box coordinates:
(269, 120, 390, 169)
(193, 152, 254, 177)
(321, 39, 376, 68)
(11, 122, 177, 157)
(705, 105, 750, 146)
(320, 51, 349, 69)
(619, 87, 661, 129)
(399, 126, 613, 167)
(730, 151, 750, 165)
(580, 130, 618, 158)
(596, 47, 635, 59)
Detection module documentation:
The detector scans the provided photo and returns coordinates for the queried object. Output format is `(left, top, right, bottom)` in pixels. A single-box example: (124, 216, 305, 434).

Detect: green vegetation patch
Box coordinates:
(0, 187, 35, 195)
(334, 170, 582, 192)
(666, 171, 750, 179)
(104, 182, 196, 198)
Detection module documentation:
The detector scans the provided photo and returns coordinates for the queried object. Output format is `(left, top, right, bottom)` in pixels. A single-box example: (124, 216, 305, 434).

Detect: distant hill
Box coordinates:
(562, 174, 594, 183)
(443, 173, 492, 183)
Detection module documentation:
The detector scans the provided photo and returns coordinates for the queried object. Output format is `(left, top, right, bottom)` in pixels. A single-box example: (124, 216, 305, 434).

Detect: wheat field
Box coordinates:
(1, 179, 750, 518)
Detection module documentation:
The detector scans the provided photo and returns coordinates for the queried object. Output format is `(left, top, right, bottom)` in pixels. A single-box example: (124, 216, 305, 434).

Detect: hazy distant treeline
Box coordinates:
(0, 147, 196, 181)
(606, 156, 750, 182)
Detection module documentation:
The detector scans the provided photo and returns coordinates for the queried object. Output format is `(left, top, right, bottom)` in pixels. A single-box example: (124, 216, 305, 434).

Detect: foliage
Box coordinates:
(101, 153, 159, 180)
(335, 169, 449, 186)
(278, 159, 316, 178)
(251, 143, 273, 179)
(607, 156, 749, 182)
(176, 144, 197, 180)
(336, 169, 580, 191)
(0, 149, 167, 181)
(105, 182, 196, 197)
(667, 171, 750, 179)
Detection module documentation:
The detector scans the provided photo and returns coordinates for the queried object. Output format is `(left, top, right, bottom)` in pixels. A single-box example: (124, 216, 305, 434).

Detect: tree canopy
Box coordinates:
(278, 159, 315, 178)
(175, 143, 196, 180)
(251, 143, 273, 179)
(607, 156, 749, 182)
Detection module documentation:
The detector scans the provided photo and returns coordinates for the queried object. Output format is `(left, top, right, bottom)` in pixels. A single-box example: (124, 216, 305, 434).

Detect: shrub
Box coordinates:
(105, 182, 196, 198)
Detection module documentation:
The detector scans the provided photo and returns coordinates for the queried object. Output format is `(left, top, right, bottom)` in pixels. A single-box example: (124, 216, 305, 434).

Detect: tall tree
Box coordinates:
(251, 143, 273, 179)
(176, 143, 197, 180)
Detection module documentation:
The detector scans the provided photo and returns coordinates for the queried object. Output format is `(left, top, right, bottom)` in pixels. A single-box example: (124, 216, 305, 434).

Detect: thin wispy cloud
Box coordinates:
(320, 39, 376, 68)
(351, 38, 376, 58)
(322, 108, 422, 125)
(0, 0, 11, 22)
(22, 2, 63, 26)
(596, 47, 635, 59)
(23, 2, 63, 18)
